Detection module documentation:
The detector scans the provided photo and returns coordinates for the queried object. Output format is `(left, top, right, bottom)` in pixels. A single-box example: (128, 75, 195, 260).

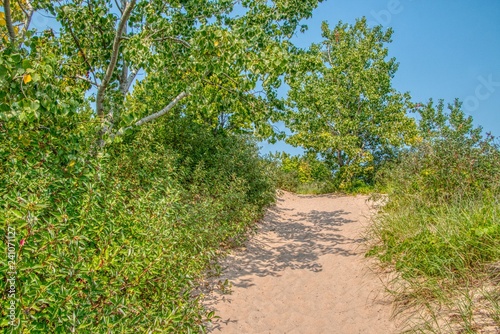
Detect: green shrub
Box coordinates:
(0, 49, 275, 332)
(268, 152, 337, 194)
(269, 151, 375, 194)
(369, 99, 500, 330)
(371, 99, 500, 274)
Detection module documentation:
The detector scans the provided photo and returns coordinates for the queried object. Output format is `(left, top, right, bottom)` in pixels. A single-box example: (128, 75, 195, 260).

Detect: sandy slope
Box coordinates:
(204, 191, 399, 334)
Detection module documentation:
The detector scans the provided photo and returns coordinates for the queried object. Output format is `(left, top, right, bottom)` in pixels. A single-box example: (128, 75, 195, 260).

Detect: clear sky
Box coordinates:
(261, 0, 500, 155)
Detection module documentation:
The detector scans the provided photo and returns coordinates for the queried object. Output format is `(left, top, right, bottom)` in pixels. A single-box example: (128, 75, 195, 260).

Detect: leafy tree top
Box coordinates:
(285, 18, 417, 178)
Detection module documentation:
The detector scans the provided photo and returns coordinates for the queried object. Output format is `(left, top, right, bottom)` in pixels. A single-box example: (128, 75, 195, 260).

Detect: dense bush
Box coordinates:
(369, 99, 500, 330)
(371, 99, 500, 277)
(269, 151, 374, 194)
(0, 50, 275, 332)
(159, 118, 276, 209)
(268, 152, 335, 194)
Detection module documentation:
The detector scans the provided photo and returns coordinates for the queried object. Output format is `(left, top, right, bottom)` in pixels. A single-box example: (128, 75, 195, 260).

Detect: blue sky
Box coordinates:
(261, 0, 500, 155)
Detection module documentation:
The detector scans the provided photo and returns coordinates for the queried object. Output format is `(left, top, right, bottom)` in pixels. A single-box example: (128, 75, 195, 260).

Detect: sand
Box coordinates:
(204, 191, 399, 334)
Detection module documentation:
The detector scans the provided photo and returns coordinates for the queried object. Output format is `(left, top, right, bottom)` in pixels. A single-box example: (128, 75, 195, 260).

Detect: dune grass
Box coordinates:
(368, 101, 500, 332)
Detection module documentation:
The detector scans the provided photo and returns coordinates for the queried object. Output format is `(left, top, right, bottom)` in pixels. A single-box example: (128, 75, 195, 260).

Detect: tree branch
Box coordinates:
(118, 0, 128, 96)
(66, 22, 97, 83)
(142, 25, 191, 48)
(76, 75, 99, 87)
(114, 0, 123, 14)
(120, 62, 128, 93)
(112, 91, 188, 139)
(3, 0, 16, 43)
(153, 36, 191, 48)
(326, 43, 334, 65)
(96, 0, 136, 118)
(19, 0, 34, 42)
(134, 91, 188, 127)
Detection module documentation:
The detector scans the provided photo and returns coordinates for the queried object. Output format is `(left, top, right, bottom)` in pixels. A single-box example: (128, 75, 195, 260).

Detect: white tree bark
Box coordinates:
(112, 91, 189, 139)
(120, 68, 139, 95)
(3, 0, 16, 43)
(134, 91, 188, 126)
(96, 0, 136, 118)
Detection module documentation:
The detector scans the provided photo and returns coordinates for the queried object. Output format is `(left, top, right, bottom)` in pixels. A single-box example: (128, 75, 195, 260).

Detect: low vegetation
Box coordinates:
(1, 106, 275, 331)
(368, 100, 500, 332)
(268, 152, 375, 194)
(268, 152, 333, 194)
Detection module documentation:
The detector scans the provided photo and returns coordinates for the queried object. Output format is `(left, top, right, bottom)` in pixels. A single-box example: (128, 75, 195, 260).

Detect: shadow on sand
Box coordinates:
(202, 195, 373, 331)
(203, 198, 366, 296)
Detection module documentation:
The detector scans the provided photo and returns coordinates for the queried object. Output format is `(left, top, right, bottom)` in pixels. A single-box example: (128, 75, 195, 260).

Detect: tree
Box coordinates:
(1, 0, 325, 143)
(284, 18, 417, 188)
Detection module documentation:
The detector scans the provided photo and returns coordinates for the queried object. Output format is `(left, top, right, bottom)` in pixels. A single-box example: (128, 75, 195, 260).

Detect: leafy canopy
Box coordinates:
(285, 18, 417, 187)
(0, 0, 324, 142)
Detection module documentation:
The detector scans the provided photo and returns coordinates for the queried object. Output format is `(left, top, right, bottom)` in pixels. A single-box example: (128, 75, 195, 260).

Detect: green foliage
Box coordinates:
(285, 18, 417, 189)
(268, 152, 334, 194)
(377, 99, 500, 206)
(369, 100, 500, 330)
(154, 116, 277, 209)
(0, 31, 276, 332)
(0, 0, 328, 330)
(0, 104, 275, 332)
(268, 151, 374, 194)
(31, 0, 325, 139)
(7, 0, 499, 330)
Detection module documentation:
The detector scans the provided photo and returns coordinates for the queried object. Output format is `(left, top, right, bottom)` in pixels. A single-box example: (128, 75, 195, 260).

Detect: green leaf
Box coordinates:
(22, 59, 31, 69)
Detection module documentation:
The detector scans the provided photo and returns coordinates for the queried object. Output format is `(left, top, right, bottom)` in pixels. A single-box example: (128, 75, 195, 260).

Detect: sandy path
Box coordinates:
(204, 191, 398, 334)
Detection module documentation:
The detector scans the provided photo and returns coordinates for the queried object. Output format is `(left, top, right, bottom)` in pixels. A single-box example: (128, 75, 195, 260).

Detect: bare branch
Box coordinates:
(114, 0, 123, 14)
(96, 0, 136, 118)
(153, 36, 191, 48)
(3, 0, 16, 43)
(142, 26, 191, 48)
(19, 0, 34, 42)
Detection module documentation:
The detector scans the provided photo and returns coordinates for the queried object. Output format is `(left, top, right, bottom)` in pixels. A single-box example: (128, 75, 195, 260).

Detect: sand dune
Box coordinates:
(204, 191, 399, 334)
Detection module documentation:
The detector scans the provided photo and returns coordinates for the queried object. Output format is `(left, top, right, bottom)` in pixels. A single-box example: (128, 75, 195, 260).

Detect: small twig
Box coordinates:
(113, 0, 123, 14)
(153, 36, 191, 48)
(66, 22, 97, 83)
(201, 77, 240, 96)
(76, 75, 99, 87)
